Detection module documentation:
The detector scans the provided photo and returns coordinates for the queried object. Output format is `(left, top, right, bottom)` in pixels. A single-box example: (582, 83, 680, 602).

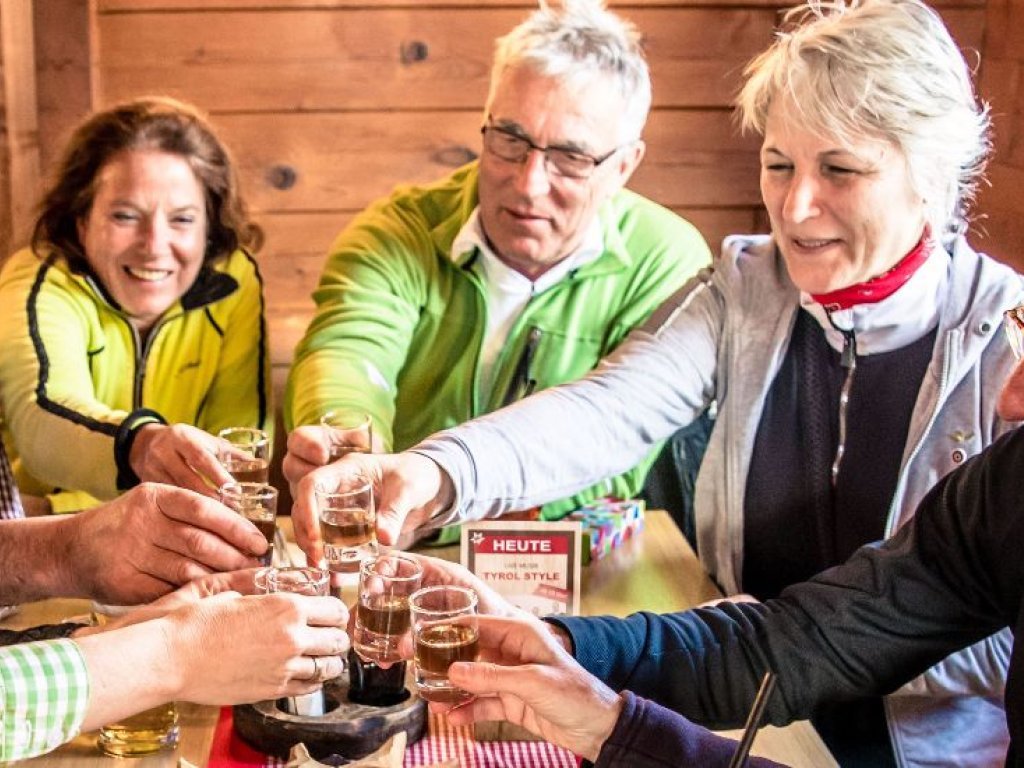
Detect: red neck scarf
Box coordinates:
(811, 230, 932, 311)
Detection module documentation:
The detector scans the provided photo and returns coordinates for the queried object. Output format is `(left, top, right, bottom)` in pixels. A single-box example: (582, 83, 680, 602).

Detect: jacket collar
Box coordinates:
(58, 252, 239, 316)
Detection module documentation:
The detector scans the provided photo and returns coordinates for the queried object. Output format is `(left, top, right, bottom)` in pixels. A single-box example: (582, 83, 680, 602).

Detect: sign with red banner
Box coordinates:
(461, 521, 582, 617)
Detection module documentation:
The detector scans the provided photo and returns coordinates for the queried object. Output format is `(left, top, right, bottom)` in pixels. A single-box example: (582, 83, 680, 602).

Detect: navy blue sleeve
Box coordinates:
(591, 691, 787, 768)
(548, 429, 1023, 729)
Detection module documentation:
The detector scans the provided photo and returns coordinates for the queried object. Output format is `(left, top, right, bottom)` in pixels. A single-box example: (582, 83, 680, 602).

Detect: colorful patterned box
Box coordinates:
(567, 498, 645, 565)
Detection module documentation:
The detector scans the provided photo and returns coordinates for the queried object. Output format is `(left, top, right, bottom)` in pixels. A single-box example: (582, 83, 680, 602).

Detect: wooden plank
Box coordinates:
(1005, 1, 1024, 60)
(93, 8, 786, 111)
(213, 108, 760, 214)
(253, 205, 758, 296)
(93, 5, 986, 111)
(979, 60, 1022, 163)
(255, 204, 762, 368)
(255, 206, 760, 261)
(33, 0, 96, 176)
(0, 0, 41, 253)
(972, 162, 1024, 272)
(97, 0, 984, 9)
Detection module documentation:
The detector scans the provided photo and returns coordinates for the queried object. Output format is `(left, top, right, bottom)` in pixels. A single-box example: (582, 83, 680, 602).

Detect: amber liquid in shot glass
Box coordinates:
(218, 427, 271, 483)
(409, 585, 479, 704)
(353, 554, 422, 664)
(318, 482, 376, 574)
(220, 482, 278, 567)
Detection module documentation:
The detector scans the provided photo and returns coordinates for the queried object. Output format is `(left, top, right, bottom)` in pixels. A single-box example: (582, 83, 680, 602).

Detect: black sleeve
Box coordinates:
(0, 623, 88, 644)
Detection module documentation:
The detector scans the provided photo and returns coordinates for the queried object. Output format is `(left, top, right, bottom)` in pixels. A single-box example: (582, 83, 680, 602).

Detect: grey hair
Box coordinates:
(485, 0, 652, 143)
(736, 0, 990, 242)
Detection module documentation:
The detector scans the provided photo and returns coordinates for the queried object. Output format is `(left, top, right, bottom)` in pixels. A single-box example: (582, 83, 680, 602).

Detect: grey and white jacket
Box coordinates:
(415, 234, 1024, 767)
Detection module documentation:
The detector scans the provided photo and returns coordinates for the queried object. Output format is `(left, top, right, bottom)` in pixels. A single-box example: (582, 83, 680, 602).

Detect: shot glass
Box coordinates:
(353, 553, 422, 664)
(1004, 304, 1024, 360)
(253, 566, 274, 594)
(409, 585, 479, 704)
(264, 567, 331, 716)
(219, 482, 278, 566)
(92, 602, 179, 756)
(217, 427, 271, 483)
(266, 566, 330, 596)
(317, 481, 376, 573)
(320, 411, 373, 461)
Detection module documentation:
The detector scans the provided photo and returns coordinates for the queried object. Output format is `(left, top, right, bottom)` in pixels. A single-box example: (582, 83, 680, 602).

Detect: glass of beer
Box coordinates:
(219, 482, 278, 566)
(317, 481, 376, 573)
(409, 585, 479, 704)
(92, 602, 179, 756)
(217, 427, 270, 483)
(320, 411, 373, 461)
(353, 553, 422, 664)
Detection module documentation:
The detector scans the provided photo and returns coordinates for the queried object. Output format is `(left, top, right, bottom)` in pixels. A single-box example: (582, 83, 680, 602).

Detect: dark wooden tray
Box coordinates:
(233, 673, 427, 761)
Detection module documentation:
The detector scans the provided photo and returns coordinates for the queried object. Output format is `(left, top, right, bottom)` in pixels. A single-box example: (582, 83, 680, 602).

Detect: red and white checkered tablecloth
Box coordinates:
(207, 707, 579, 768)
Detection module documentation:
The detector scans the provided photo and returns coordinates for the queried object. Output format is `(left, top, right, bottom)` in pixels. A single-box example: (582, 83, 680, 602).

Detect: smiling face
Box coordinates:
(77, 149, 208, 334)
(477, 66, 645, 280)
(760, 98, 927, 295)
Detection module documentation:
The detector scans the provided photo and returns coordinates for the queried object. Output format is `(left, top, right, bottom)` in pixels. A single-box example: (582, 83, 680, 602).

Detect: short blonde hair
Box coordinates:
(737, 0, 990, 241)
(485, 0, 651, 143)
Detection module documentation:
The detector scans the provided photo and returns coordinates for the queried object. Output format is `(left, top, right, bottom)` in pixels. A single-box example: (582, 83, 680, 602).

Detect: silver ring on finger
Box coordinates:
(306, 656, 323, 682)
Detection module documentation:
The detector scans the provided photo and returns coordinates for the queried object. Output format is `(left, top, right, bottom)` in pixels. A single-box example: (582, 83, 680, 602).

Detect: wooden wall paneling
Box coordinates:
(971, 0, 1024, 268)
(255, 203, 760, 368)
(0, 0, 41, 256)
(93, 8, 783, 111)
(213, 108, 761, 214)
(96, 0, 985, 9)
(976, 164, 1024, 263)
(33, 0, 95, 176)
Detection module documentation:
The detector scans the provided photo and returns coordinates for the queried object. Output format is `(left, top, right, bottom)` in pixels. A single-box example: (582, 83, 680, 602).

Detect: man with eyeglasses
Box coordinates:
(283, 0, 711, 540)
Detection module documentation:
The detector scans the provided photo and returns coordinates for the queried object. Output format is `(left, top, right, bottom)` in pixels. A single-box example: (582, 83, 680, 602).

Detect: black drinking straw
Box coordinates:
(726, 670, 778, 768)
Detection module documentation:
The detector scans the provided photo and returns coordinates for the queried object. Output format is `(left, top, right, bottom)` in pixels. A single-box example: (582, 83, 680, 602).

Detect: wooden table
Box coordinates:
(4, 511, 836, 767)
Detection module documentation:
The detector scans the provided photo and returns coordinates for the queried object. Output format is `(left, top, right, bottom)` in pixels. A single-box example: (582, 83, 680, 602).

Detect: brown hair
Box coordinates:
(32, 96, 262, 266)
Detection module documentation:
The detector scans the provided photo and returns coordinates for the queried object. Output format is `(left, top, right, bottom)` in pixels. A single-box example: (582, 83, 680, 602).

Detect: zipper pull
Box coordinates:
(839, 329, 857, 369)
(501, 327, 542, 407)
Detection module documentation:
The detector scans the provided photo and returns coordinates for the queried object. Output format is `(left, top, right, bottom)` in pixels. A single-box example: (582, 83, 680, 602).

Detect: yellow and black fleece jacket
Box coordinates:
(0, 247, 271, 513)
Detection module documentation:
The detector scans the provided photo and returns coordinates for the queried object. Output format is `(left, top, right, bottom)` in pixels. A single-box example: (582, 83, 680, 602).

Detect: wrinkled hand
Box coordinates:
(438, 615, 622, 762)
(292, 452, 454, 563)
(130, 423, 233, 496)
(68, 483, 267, 604)
(164, 591, 350, 703)
(998, 356, 1024, 421)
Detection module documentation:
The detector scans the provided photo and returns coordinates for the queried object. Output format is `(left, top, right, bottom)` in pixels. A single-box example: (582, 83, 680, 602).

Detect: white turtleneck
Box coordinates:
(800, 242, 951, 356)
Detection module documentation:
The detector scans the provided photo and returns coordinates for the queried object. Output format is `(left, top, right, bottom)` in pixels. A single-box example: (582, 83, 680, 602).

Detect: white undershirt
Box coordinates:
(450, 208, 604, 403)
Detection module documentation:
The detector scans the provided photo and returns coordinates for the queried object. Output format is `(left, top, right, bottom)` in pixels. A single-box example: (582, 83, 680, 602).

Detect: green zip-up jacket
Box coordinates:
(0, 247, 271, 513)
(286, 162, 711, 524)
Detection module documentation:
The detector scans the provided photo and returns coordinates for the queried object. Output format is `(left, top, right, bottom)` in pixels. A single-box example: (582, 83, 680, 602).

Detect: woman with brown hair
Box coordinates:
(0, 96, 271, 513)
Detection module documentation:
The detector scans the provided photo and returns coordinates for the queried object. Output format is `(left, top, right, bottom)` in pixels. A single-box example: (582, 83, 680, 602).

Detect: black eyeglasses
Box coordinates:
(480, 123, 622, 180)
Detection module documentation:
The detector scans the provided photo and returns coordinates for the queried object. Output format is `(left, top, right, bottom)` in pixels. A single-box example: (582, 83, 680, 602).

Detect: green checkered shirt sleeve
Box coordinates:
(0, 639, 90, 760)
